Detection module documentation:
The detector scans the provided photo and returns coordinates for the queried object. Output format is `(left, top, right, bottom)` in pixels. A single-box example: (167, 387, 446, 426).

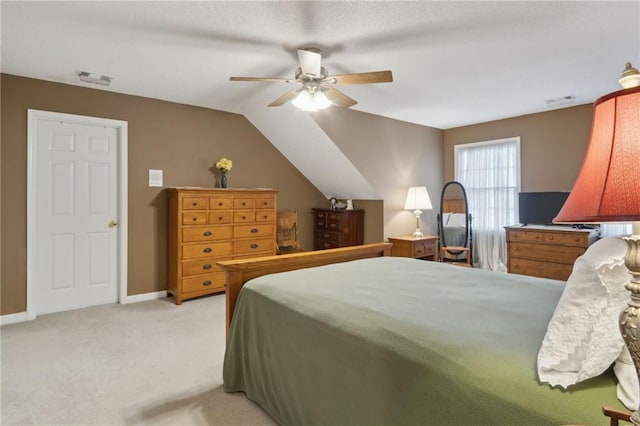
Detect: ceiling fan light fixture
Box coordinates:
(292, 87, 332, 112)
(313, 90, 332, 110)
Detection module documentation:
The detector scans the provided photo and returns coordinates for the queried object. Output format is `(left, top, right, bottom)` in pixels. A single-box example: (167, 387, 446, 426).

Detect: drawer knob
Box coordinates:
(323, 243, 330, 248)
(324, 233, 330, 238)
(203, 231, 212, 236)
(192, 217, 197, 222)
(262, 215, 267, 219)
(192, 202, 197, 207)
(242, 216, 246, 220)
(203, 280, 212, 286)
(549, 236, 554, 240)
(251, 228, 258, 233)
(203, 264, 212, 270)
(203, 247, 212, 253)
(217, 216, 223, 221)
(218, 202, 223, 206)
(242, 202, 247, 206)
(251, 243, 258, 249)
(263, 202, 268, 206)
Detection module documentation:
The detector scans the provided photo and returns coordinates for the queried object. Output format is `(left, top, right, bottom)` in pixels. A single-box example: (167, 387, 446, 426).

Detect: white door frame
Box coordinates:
(27, 109, 128, 320)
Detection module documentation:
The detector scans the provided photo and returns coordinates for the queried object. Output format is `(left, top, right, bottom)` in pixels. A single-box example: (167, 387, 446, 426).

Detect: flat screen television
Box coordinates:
(518, 192, 570, 226)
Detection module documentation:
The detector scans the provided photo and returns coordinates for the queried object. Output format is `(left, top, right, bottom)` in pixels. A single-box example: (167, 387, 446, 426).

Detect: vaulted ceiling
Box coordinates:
(2, 1, 638, 198)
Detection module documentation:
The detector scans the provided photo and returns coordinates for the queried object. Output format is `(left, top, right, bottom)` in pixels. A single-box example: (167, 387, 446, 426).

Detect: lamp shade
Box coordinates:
(404, 186, 432, 211)
(554, 85, 640, 224)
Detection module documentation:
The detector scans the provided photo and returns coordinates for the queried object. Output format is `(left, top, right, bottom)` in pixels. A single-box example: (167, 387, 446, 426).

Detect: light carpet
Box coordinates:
(1, 294, 275, 425)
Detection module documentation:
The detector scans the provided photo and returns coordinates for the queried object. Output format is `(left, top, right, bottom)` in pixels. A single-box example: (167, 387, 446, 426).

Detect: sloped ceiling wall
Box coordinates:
(310, 108, 443, 238)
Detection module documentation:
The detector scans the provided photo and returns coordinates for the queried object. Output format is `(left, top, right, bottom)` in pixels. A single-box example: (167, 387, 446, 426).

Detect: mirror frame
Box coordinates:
(438, 180, 470, 256)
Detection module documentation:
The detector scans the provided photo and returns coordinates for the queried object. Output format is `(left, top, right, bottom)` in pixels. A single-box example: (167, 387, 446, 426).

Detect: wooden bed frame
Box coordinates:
(217, 242, 392, 333)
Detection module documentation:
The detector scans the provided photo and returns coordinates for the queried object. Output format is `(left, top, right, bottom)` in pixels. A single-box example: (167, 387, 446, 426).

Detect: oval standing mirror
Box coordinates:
(437, 181, 472, 266)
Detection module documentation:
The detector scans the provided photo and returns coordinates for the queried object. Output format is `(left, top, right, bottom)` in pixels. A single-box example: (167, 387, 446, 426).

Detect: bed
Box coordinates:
(218, 243, 625, 425)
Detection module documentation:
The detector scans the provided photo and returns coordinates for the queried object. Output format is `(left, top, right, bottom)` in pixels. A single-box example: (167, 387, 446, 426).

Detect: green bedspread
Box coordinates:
(223, 257, 623, 425)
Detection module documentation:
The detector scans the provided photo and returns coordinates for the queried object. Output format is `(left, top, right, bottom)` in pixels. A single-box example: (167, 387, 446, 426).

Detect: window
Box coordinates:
(455, 137, 521, 271)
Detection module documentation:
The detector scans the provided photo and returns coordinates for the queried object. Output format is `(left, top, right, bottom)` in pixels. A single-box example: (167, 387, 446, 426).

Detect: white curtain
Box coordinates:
(456, 138, 520, 271)
(600, 223, 633, 237)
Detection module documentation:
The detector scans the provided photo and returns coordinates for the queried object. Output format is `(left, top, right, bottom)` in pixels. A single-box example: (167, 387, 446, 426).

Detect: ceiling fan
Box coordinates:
(229, 48, 393, 111)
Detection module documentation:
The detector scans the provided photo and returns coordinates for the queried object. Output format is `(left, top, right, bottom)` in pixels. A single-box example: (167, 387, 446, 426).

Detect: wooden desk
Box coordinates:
(387, 236, 438, 260)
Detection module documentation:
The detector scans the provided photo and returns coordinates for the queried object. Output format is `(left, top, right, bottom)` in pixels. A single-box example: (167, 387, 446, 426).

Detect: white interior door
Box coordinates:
(28, 110, 128, 318)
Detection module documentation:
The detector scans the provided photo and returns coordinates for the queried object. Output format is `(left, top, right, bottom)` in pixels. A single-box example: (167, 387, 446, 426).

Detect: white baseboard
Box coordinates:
(1, 291, 169, 325)
(122, 290, 168, 304)
(1, 311, 28, 326)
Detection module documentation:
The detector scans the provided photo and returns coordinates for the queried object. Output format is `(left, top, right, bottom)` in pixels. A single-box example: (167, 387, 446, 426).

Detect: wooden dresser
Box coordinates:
(167, 188, 278, 304)
(312, 208, 364, 250)
(505, 226, 599, 281)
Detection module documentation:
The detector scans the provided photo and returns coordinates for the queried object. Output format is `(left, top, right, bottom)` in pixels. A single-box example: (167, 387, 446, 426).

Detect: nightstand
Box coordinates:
(387, 236, 438, 260)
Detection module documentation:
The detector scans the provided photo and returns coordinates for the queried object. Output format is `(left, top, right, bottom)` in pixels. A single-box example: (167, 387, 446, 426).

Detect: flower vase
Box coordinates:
(220, 173, 228, 188)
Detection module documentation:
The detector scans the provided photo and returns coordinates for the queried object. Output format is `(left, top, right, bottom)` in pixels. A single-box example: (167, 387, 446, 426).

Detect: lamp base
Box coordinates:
(412, 230, 424, 238)
(619, 223, 640, 425)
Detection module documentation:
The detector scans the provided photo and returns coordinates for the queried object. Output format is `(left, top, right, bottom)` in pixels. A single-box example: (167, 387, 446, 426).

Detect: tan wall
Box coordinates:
(443, 104, 593, 191)
(313, 108, 443, 239)
(0, 74, 328, 315)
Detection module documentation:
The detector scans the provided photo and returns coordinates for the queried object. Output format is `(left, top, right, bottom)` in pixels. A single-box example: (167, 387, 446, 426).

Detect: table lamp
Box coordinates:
(554, 63, 640, 424)
(404, 186, 432, 238)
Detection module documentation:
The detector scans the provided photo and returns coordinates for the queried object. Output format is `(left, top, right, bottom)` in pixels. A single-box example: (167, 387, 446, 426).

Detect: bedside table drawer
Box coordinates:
(414, 240, 435, 257)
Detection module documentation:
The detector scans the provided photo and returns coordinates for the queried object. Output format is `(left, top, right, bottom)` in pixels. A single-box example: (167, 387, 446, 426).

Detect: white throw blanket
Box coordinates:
(537, 236, 636, 409)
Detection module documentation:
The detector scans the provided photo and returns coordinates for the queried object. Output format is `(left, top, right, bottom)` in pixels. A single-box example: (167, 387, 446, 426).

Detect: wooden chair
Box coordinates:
(276, 210, 303, 254)
(439, 246, 471, 266)
(602, 406, 632, 426)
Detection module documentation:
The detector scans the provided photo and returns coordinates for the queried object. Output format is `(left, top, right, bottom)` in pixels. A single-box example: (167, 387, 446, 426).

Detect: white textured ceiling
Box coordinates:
(2, 1, 639, 199)
(2, 1, 638, 129)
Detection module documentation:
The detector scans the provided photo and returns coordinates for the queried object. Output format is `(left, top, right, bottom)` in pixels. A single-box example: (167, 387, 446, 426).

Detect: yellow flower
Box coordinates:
(216, 157, 233, 172)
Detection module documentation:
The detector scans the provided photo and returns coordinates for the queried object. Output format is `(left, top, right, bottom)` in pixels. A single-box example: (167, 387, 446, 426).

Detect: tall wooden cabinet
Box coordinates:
(167, 188, 278, 304)
(505, 225, 599, 281)
(312, 208, 364, 250)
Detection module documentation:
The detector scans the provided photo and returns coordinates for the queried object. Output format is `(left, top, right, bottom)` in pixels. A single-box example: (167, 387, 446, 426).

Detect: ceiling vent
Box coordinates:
(78, 71, 113, 86)
(545, 95, 576, 108)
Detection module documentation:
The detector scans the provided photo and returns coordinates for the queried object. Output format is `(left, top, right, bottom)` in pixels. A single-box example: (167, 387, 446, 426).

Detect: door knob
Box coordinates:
(108, 220, 118, 228)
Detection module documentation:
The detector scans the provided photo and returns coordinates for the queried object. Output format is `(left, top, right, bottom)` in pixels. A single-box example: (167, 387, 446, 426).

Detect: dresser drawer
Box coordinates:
(326, 220, 342, 231)
(182, 226, 232, 242)
(234, 211, 276, 223)
(181, 272, 225, 294)
(544, 232, 587, 247)
(208, 211, 232, 224)
(234, 198, 255, 209)
(508, 230, 544, 243)
(508, 257, 573, 281)
(255, 211, 275, 222)
(255, 197, 275, 210)
(209, 198, 233, 210)
(182, 197, 209, 210)
(182, 241, 233, 259)
(315, 240, 340, 250)
(234, 238, 274, 255)
(234, 224, 274, 239)
(315, 230, 341, 244)
(182, 212, 207, 225)
(508, 242, 584, 264)
(233, 212, 255, 223)
(181, 258, 229, 276)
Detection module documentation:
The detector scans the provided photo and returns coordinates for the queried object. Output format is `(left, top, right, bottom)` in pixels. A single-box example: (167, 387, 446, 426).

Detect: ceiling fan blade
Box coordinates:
(324, 87, 358, 108)
(327, 70, 393, 85)
(268, 88, 303, 107)
(297, 48, 322, 77)
(230, 77, 295, 83)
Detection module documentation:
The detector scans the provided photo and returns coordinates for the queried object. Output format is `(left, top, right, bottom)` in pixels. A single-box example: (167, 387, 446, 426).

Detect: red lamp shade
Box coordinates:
(554, 85, 640, 223)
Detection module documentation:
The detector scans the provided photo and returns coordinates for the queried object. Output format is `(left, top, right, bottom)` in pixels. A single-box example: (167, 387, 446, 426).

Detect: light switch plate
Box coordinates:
(149, 169, 163, 187)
